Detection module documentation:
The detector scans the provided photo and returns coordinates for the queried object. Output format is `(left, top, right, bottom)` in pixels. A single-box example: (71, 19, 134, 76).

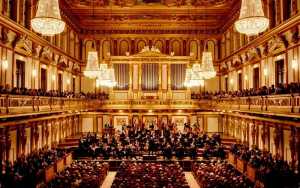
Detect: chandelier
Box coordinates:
(83, 43, 100, 79)
(31, 0, 65, 36)
(201, 51, 216, 79)
(235, 0, 269, 36)
(184, 63, 204, 88)
(97, 65, 116, 88)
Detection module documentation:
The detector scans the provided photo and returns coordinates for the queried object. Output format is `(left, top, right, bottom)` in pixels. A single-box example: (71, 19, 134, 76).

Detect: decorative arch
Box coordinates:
(119, 40, 130, 56)
(207, 40, 216, 60)
(136, 40, 147, 53)
(189, 40, 198, 58)
(170, 40, 182, 56)
(153, 40, 164, 53)
(102, 40, 111, 59)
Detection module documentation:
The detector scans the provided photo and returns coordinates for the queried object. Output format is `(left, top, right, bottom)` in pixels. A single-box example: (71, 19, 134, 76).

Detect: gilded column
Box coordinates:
(129, 63, 133, 100)
(167, 63, 171, 100)
(274, 125, 283, 158)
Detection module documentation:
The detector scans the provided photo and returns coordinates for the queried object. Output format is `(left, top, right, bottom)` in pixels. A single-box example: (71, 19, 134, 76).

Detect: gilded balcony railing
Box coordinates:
(0, 95, 103, 115)
(210, 94, 300, 113)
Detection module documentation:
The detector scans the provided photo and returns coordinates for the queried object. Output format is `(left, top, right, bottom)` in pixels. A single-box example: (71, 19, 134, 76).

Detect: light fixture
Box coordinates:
(184, 64, 204, 87)
(230, 78, 234, 85)
(32, 69, 37, 77)
(201, 51, 216, 79)
(67, 79, 70, 85)
(292, 60, 298, 70)
(2, 59, 8, 70)
(244, 75, 248, 81)
(84, 41, 100, 79)
(98, 67, 116, 88)
(52, 75, 56, 81)
(263, 68, 268, 76)
(234, 0, 269, 36)
(31, 0, 65, 36)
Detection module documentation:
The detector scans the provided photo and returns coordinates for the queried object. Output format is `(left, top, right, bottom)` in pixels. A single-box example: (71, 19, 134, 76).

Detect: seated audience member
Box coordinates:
(46, 160, 108, 188)
(192, 160, 253, 188)
(230, 144, 299, 188)
(0, 148, 68, 188)
(111, 162, 189, 188)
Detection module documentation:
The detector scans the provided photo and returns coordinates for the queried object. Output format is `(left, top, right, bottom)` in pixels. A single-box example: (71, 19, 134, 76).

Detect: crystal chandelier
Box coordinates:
(98, 66, 116, 88)
(201, 51, 216, 79)
(31, 0, 65, 36)
(184, 63, 204, 87)
(83, 43, 100, 79)
(235, 0, 269, 36)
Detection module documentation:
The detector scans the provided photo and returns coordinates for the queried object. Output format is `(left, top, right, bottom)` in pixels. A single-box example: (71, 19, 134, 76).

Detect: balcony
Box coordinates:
(209, 94, 300, 114)
(100, 99, 207, 110)
(0, 95, 103, 116)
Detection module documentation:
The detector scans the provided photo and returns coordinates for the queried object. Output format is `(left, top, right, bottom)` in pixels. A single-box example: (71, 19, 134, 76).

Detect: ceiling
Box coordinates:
(60, 0, 240, 34)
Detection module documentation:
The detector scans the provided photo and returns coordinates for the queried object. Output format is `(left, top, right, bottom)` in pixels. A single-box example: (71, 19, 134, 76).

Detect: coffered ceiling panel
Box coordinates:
(60, 0, 240, 33)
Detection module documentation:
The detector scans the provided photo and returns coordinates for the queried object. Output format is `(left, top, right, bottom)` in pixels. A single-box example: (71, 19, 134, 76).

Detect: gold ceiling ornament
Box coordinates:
(83, 41, 100, 79)
(31, 0, 65, 36)
(234, 0, 269, 36)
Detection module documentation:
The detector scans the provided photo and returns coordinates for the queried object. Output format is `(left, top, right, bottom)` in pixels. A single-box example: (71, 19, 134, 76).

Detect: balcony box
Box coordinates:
(228, 152, 237, 167)
(44, 165, 55, 183)
(247, 164, 257, 182)
(236, 158, 247, 173)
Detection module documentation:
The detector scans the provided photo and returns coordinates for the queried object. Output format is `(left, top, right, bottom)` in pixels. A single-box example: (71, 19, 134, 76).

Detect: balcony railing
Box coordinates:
(210, 94, 300, 113)
(100, 99, 207, 110)
(0, 95, 103, 115)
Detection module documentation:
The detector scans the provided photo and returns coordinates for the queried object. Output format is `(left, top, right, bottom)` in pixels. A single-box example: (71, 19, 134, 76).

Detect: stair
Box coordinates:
(221, 136, 237, 152)
(57, 135, 82, 149)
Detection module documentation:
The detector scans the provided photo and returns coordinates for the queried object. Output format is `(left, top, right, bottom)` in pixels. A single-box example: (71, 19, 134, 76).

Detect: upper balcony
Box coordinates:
(203, 94, 300, 115)
(0, 95, 103, 117)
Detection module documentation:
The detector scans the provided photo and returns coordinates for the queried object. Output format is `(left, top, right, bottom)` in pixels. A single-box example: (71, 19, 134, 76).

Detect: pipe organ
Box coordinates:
(106, 47, 194, 104)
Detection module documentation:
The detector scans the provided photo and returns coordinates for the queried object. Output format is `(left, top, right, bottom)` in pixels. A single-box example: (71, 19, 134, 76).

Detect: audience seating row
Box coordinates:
(112, 161, 189, 188)
(230, 144, 299, 188)
(192, 83, 300, 100)
(45, 160, 108, 188)
(0, 148, 72, 188)
(192, 160, 253, 188)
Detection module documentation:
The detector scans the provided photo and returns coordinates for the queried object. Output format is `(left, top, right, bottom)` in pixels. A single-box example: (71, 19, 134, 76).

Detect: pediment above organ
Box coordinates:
(133, 46, 169, 58)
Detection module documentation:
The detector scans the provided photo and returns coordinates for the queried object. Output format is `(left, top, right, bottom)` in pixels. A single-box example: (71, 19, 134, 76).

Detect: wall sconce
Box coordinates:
(292, 59, 298, 70)
(244, 75, 248, 81)
(67, 79, 71, 85)
(230, 78, 234, 85)
(32, 69, 37, 77)
(263, 68, 268, 76)
(52, 75, 56, 81)
(2, 59, 8, 70)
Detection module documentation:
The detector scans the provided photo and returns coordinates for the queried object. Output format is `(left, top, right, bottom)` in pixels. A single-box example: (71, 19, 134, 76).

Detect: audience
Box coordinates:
(0, 148, 68, 188)
(192, 82, 300, 100)
(111, 161, 189, 188)
(230, 144, 299, 188)
(75, 125, 226, 160)
(46, 160, 108, 188)
(192, 160, 253, 188)
(0, 84, 109, 100)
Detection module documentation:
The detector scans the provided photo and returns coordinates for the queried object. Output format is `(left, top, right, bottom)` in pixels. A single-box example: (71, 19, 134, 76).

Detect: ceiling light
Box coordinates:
(235, 0, 269, 36)
(84, 42, 100, 79)
(201, 51, 216, 79)
(31, 0, 65, 36)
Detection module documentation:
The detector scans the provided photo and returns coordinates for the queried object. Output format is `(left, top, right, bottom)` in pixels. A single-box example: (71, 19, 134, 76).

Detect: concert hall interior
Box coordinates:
(0, 0, 300, 187)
